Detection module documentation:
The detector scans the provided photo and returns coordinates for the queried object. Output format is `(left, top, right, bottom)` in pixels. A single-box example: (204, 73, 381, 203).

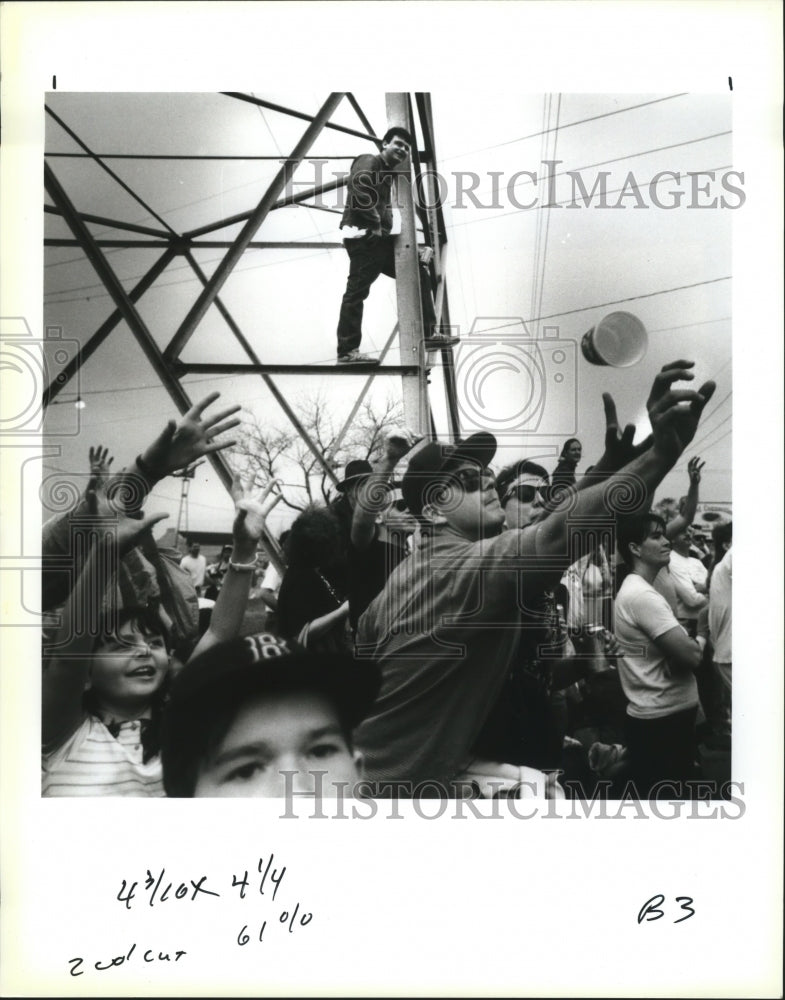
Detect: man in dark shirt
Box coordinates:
(336, 127, 437, 364)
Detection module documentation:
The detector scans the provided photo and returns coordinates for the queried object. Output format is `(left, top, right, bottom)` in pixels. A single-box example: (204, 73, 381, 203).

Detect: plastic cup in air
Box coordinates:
(581, 311, 648, 368)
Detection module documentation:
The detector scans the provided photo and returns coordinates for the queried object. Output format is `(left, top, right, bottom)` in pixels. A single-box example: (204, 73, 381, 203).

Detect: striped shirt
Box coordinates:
(42, 714, 164, 797)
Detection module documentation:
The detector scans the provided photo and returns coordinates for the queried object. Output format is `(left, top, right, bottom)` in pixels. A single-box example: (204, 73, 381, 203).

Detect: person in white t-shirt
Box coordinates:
(180, 542, 207, 595)
(708, 521, 732, 739)
(652, 456, 705, 619)
(614, 512, 703, 798)
(667, 526, 708, 635)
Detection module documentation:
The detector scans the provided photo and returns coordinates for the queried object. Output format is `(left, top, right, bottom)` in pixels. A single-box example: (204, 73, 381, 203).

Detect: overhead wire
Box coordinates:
(534, 94, 562, 338)
(439, 93, 690, 163)
(528, 94, 550, 328)
(445, 134, 732, 232)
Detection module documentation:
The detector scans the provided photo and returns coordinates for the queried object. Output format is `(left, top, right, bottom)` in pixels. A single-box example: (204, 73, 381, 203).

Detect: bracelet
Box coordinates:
(228, 559, 257, 572)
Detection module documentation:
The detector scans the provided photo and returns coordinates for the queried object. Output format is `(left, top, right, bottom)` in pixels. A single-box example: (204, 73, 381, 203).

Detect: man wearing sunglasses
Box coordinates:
(354, 361, 716, 798)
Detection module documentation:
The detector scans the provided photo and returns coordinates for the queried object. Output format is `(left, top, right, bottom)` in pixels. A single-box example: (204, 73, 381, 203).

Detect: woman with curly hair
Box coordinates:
(276, 505, 351, 653)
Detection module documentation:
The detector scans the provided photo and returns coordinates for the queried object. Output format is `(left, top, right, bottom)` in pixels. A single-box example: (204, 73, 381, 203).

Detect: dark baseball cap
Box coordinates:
(401, 432, 497, 515)
(161, 633, 381, 796)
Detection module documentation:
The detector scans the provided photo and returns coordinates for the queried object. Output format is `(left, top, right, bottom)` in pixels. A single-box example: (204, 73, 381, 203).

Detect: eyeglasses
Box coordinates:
(502, 481, 547, 505)
(448, 467, 496, 493)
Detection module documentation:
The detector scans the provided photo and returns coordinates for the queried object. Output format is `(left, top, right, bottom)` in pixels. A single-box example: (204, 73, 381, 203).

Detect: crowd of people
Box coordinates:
(41, 360, 733, 802)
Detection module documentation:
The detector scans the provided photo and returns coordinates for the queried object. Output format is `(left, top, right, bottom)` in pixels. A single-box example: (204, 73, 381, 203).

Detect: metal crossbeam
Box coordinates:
(182, 252, 341, 486)
(43, 247, 179, 406)
(43, 92, 462, 512)
(222, 92, 379, 142)
(173, 362, 421, 376)
(44, 203, 172, 238)
(44, 161, 234, 491)
(45, 106, 178, 236)
(164, 92, 346, 359)
(46, 239, 344, 249)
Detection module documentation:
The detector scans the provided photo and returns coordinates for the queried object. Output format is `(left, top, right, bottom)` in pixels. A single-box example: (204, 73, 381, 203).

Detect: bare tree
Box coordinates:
(231, 392, 403, 514)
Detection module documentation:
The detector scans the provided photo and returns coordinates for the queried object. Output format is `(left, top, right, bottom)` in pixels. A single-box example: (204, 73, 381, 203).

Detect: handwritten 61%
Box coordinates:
(237, 902, 313, 946)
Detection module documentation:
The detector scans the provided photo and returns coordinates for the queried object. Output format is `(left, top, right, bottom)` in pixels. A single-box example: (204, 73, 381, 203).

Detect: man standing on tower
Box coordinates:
(335, 127, 437, 364)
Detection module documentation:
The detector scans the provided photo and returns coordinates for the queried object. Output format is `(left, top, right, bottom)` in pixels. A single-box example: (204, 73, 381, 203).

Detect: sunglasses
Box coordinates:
(447, 467, 496, 492)
(502, 481, 547, 505)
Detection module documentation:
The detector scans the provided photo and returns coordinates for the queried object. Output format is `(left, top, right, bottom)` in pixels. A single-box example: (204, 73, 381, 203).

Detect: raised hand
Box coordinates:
(647, 361, 715, 463)
(229, 476, 273, 563)
(138, 393, 242, 479)
(88, 445, 114, 489)
(687, 456, 705, 485)
(593, 393, 653, 473)
(383, 426, 422, 464)
(85, 475, 168, 555)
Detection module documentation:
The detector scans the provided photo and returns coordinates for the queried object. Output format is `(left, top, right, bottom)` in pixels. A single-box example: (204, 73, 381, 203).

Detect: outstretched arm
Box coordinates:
(576, 393, 654, 489)
(300, 601, 350, 642)
(188, 478, 269, 660)
(533, 362, 715, 563)
(665, 456, 704, 540)
(42, 479, 169, 749)
(116, 393, 241, 511)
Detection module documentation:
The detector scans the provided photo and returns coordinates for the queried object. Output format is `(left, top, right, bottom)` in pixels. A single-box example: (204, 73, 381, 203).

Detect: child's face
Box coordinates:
(193, 690, 362, 797)
(88, 618, 169, 709)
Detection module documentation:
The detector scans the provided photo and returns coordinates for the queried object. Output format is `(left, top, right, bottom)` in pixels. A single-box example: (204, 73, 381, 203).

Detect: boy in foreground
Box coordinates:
(161, 633, 380, 798)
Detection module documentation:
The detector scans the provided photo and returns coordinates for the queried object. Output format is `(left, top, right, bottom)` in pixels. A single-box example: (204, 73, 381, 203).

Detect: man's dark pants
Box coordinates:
(336, 235, 436, 356)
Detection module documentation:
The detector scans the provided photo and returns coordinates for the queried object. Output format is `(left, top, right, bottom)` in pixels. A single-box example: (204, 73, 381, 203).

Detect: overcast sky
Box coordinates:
(42, 90, 732, 535)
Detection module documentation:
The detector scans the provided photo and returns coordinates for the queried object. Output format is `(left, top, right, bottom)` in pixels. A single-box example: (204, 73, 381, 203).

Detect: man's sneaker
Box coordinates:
(423, 334, 460, 349)
(337, 350, 380, 365)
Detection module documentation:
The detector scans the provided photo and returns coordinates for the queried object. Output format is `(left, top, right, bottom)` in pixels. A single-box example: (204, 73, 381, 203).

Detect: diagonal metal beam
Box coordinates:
(327, 324, 400, 463)
(222, 92, 376, 141)
(43, 246, 179, 405)
(46, 152, 356, 161)
(182, 250, 340, 486)
(44, 161, 234, 491)
(164, 92, 346, 359)
(45, 106, 178, 237)
(44, 203, 173, 239)
(182, 173, 350, 240)
(46, 239, 343, 249)
(346, 94, 380, 144)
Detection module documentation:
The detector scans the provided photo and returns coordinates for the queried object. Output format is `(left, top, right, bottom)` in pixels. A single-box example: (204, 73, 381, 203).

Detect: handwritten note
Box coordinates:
(67, 853, 314, 978)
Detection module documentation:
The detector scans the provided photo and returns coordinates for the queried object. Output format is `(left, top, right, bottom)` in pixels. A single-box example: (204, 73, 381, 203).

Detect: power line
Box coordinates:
(446, 137, 732, 231)
(534, 94, 562, 337)
(528, 95, 549, 325)
(690, 424, 732, 457)
(456, 277, 732, 334)
(686, 408, 733, 456)
(440, 93, 690, 163)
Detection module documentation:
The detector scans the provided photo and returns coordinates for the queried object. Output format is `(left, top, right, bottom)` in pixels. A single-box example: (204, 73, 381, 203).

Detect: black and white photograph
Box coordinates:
(1, 2, 782, 997)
